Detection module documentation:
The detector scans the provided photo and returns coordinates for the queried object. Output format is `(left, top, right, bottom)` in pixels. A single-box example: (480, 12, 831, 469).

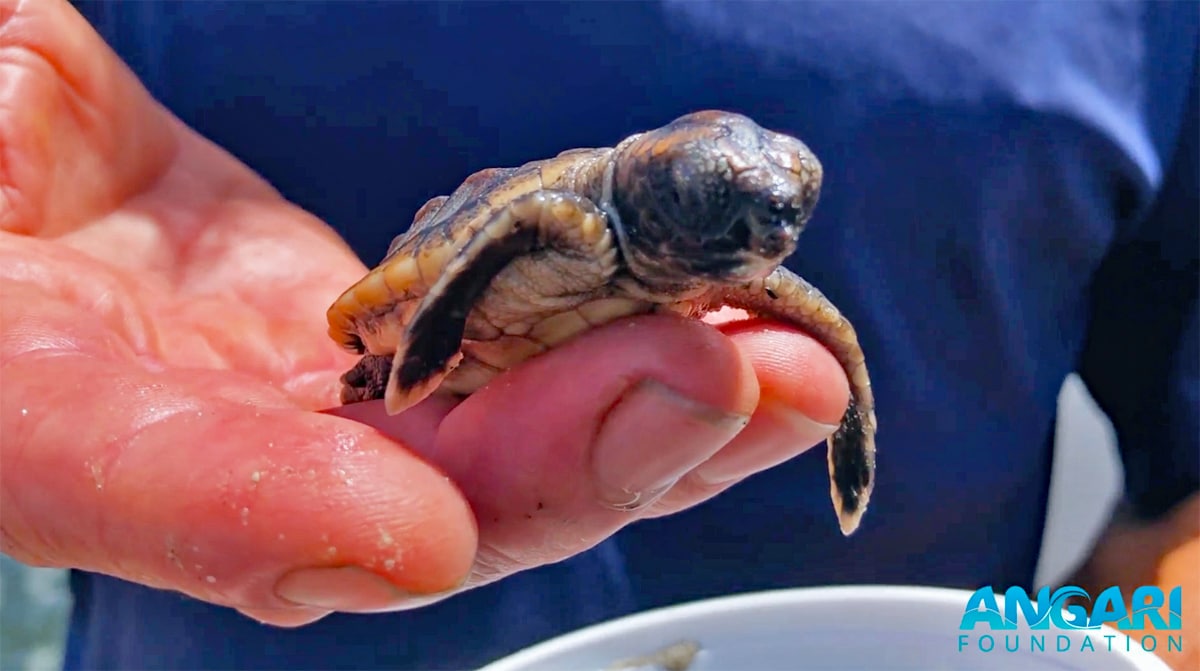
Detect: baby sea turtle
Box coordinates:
(326, 111, 876, 534)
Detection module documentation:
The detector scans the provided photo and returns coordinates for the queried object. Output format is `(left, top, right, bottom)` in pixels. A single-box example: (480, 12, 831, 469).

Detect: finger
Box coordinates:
(324, 394, 462, 457)
(701, 305, 753, 325)
(714, 317, 850, 424)
(377, 315, 759, 588)
(333, 313, 852, 597)
(236, 606, 333, 629)
(645, 320, 849, 514)
(0, 0, 368, 304)
(1, 329, 477, 625)
(0, 0, 177, 234)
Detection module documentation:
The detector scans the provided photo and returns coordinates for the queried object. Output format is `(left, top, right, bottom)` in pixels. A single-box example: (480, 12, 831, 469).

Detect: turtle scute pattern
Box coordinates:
(325, 111, 877, 536)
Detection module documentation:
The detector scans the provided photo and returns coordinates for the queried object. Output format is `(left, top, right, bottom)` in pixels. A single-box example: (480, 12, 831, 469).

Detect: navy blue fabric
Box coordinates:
(67, 1, 1198, 669)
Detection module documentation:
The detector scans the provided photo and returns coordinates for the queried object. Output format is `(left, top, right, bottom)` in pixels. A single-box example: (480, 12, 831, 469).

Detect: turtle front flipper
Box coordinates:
(719, 266, 877, 536)
(385, 190, 613, 415)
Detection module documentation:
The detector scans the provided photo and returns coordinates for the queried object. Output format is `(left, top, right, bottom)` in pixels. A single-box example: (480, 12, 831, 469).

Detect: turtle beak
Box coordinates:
(754, 220, 799, 259)
(723, 215, 798, 282)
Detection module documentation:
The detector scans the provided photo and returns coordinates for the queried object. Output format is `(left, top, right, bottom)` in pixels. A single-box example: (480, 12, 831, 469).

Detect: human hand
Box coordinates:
(0, 0, 849, 628)
(1071, 493, 1199, 671)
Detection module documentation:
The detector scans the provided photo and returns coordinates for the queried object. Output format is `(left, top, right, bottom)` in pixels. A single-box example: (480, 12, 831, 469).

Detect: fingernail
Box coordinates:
(275, 566, 414, 612)
(592, 379, 750, 510)
(693, 401, 837, 486)
(237, 606, 332, 629)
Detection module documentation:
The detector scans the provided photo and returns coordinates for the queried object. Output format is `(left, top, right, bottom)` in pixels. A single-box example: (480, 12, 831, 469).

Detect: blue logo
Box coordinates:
(957, 586, 1183, 655)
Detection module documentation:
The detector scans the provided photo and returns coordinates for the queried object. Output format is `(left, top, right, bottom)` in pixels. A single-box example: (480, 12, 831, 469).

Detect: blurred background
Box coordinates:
(0, 374, 1124, 670)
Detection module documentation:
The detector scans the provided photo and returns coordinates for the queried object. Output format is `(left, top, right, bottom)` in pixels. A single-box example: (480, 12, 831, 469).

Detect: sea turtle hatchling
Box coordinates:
(326, 110, 877, 535)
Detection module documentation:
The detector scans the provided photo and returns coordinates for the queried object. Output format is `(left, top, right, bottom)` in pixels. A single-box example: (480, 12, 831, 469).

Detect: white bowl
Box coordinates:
(480, 586, 1172, 671)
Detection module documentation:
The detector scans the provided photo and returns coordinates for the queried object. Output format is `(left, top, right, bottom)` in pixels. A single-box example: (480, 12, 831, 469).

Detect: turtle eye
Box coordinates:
(665, 188, 686, 219)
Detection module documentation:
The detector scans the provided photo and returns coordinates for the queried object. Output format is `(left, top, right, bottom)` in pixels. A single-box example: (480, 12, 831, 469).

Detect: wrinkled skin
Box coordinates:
(0, 0, 850, 627)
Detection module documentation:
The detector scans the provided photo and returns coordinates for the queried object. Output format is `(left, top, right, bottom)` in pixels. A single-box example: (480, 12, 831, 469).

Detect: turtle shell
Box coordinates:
(324, 110, 878, 536)
(326, 144, 636, 409)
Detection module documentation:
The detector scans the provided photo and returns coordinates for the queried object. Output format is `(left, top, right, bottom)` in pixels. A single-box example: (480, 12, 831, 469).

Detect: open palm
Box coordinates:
(1, 0, 849, 628)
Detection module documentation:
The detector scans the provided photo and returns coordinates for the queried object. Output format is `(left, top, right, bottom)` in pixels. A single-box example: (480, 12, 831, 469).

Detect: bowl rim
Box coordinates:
(478, 584, 1173, 671)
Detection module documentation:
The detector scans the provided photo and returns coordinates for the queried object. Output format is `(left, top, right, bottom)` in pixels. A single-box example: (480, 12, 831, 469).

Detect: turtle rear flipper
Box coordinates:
(718, 266, 877, 536)
(385, 190, 612, 415)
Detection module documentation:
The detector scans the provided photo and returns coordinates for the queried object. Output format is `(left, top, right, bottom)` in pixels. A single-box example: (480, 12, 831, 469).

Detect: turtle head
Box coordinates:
(605, 110, 822, 289)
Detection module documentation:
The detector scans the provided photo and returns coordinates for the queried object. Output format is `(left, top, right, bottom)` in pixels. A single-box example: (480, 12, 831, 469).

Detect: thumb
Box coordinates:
(1, 348, 477, 626)
(345, 314, 846, 591)
(358, 315, 764, 586)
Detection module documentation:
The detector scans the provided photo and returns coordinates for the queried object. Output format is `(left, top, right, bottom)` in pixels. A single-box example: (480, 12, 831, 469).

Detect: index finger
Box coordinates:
(706, 307, 850, 423)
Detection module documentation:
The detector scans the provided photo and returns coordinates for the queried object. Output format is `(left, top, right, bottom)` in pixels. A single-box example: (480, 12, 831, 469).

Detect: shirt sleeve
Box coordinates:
(1077, 61, 1199, 520)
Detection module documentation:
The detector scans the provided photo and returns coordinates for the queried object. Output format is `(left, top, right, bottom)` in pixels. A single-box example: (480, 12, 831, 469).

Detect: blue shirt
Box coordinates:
(69, 2, 1198, 669)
